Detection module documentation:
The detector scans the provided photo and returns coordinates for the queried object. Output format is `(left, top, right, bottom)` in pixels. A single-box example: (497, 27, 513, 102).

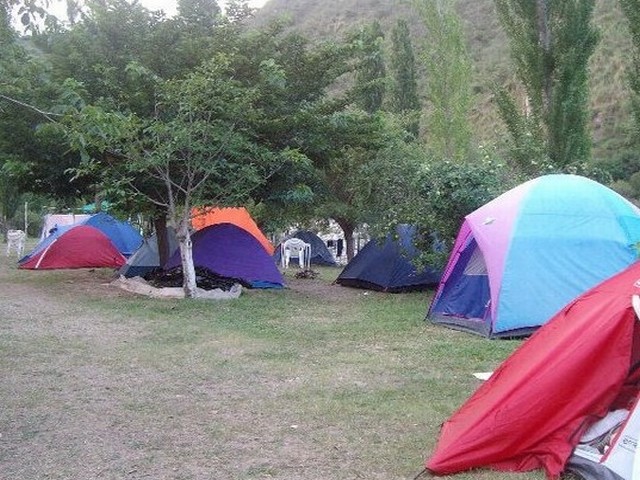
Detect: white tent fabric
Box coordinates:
(570, 404, 640, 480)
(567, 296, 640, 480)
(40, 214, 91, 240)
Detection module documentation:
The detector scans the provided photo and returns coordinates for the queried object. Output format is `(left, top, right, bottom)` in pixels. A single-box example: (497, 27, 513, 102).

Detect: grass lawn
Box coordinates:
(0, 252, 545, 480)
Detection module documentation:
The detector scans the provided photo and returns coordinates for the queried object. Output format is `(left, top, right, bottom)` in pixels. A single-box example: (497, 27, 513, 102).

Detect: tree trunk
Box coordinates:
(153, 215, 171, 268)
(176, 221, 198, 298)
(335, 218, 356, 262)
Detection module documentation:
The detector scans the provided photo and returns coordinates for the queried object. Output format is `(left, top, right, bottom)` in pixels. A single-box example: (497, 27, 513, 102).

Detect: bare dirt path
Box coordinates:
(0, 257, 387, 480)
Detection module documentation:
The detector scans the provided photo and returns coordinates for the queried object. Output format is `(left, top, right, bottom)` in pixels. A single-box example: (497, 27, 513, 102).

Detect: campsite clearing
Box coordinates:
(0, 253, 543, 479)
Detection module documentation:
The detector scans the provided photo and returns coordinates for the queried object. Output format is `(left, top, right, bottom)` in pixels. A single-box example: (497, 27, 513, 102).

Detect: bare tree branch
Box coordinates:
(0, 93, 63, 123)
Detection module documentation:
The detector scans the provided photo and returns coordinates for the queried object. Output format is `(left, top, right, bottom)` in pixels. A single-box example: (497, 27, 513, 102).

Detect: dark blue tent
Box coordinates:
(273, 230, 337, 266)
(165, 223, 284, 289)
(335, 225, 441, 292)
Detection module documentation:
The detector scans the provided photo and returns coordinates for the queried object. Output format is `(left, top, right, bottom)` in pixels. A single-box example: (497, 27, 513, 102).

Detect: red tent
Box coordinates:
(19, 225, 126, 269)
(426, 261, 640, 479)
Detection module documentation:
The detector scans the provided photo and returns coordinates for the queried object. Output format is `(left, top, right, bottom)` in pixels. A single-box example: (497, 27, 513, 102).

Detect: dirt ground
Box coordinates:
(0, 257, 401, 480)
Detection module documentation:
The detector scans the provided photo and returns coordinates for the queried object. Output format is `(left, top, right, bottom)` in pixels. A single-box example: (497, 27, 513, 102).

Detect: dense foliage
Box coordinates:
(2, 0, 640, 289)
(495, 0, 600, 175)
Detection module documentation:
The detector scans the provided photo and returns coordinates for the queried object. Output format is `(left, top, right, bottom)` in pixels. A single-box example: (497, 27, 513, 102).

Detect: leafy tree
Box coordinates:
(413, 0, 473, 161)
(225, 23, 401, 259)
(349, 116, 426, 233)
(388, 18, 420, 137)
(18, 0, 234, 226)
(44, 0, 168, 116)
(495, 0, 599, 174)
(350, 20, 386, 114)
(225, 0, 254, 23)
(309, 109, 396, 260)
(64, 55, 281, 297)
(177, 0, 221, 30)
(620, 0, 640, 142)
(0, 6, 90, 225)
(602, 0, 640, 203)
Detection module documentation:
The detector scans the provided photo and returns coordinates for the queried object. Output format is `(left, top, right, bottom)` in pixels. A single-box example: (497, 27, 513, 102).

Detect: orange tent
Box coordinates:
(190, 207, 275, 255)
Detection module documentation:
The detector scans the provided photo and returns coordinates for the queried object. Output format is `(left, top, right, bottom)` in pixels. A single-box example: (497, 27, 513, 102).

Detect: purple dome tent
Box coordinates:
(165, 223, 284, 289)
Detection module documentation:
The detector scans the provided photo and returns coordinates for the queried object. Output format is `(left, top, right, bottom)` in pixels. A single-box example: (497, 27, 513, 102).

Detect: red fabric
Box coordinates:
(426, 261, 640, 479)
(21, 226, 125, 269)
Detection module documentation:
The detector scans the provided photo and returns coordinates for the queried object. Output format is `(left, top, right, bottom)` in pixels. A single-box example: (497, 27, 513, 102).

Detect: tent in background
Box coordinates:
(428, 174, 640, 338)
(425, 260, 640, 479)
(118, 228, 178, 278)
(40, 213, 91, 240)
(191, 206, 274, 255)
(164, 223, 284, 289)
(273, 230, 337, 267)
(21, 213, 142, 270)
(19, 224, 126, 269)
(335, 225, 441, 292)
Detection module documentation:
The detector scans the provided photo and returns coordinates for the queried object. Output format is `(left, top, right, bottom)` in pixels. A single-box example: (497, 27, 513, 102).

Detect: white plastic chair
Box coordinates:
(281, 238, 311, 269)
(6, 229, 26, 257)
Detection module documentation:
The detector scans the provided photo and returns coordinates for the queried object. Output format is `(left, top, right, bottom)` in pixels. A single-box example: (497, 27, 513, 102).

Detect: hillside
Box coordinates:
(252, 0, 635, 163)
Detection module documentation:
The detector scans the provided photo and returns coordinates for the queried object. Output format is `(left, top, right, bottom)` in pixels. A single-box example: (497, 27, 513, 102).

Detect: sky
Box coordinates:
(13, 0, 269, 35)
(29, 0, 269, 24)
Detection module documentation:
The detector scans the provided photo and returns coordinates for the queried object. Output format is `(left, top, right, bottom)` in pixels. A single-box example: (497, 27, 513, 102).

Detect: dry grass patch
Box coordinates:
(1, 255, 544, 479)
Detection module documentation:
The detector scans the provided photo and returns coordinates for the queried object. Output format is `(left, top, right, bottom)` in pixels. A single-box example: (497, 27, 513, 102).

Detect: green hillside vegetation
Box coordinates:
(3, 0, 640, 263)
(253, 0, 636, 165)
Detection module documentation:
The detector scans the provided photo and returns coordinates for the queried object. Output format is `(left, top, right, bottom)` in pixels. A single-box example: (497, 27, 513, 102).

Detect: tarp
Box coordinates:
(81, 201, 112, 213)
(273, 230, 337, 267)
(428, 174, 640, 337)
(191, 206, 274, 255)
(19, 224, 126, 269)
(164, 223, 284, 289)
(335, 225, 441, 292)
(426, 261, 640, 479)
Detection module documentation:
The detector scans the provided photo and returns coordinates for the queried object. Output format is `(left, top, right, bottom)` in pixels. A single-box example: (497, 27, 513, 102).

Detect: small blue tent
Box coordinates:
(335, 225, 441, 292)
(118, 228, 179, 278)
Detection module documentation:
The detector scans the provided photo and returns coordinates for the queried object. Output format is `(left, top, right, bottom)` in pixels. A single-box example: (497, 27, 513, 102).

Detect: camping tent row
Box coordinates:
(29, 207, 441, 291)
(428, 174, 640, 338)
(272, 226, 442, 293)
(121, 207, 283, 289)
(19, 212, 143, 270)
(425, 259, 640, 480)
